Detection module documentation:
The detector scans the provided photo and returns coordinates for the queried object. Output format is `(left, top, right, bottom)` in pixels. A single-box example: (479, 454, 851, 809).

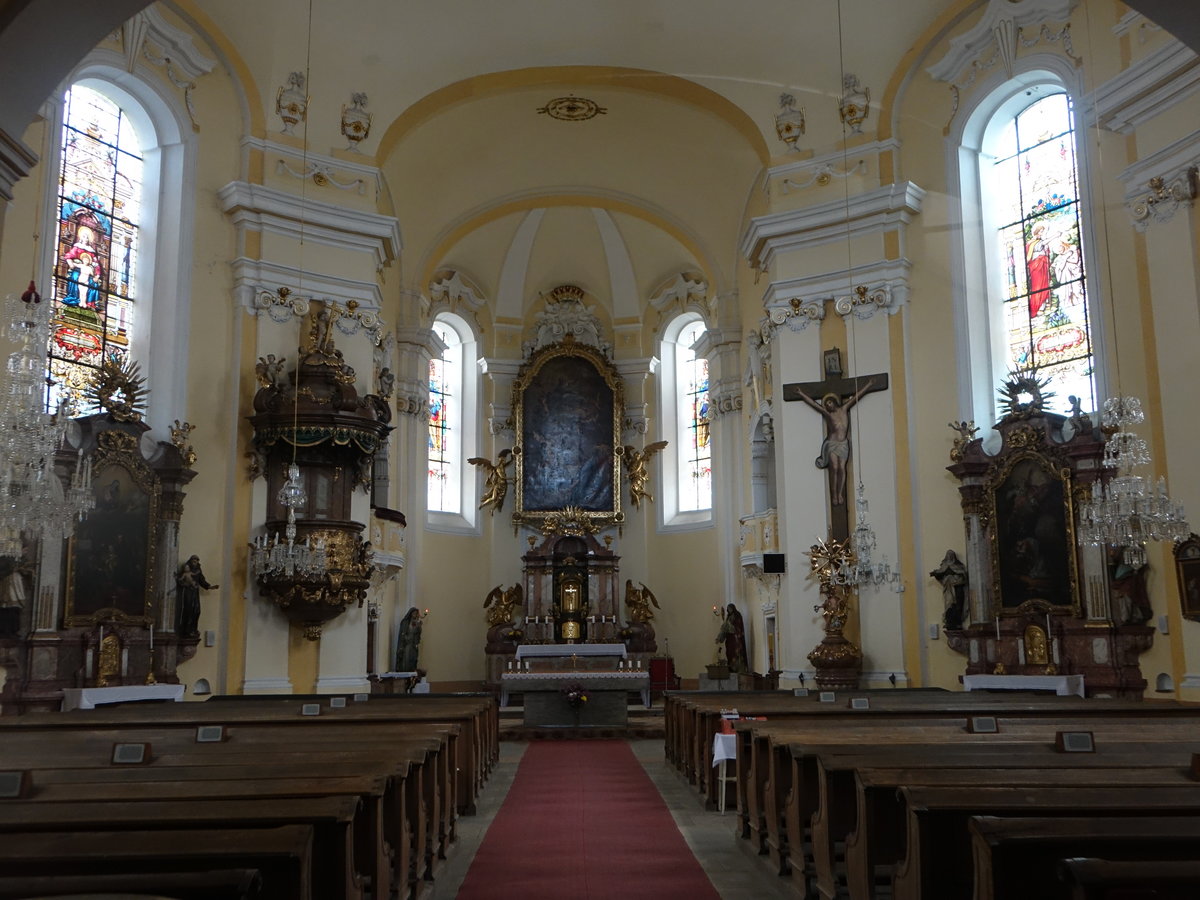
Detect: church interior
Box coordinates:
(2, 0, 1200, 894)
(2, 0, 1198, 705)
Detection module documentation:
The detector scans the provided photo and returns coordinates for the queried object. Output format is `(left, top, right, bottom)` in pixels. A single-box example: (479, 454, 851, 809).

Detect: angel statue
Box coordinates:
(483, 583, 524, 651)
(621, 579, 660, 653)
(620, 441, 669, 509)
(468, 449, 513, 513)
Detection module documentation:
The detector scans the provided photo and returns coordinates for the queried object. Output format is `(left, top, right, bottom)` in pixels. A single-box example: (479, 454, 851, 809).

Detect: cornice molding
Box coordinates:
(1088, 39, 1200, 134)
(740, 182, 924, 272)
(765, 138, 900, 194)
(229, 257, 384, 312)
(760, 258, 912, 333)
(242, 135, 386, 199)
(218, 180, 401, 270)
(0, 126, 37, 201)
(927, 0, 1079, 83)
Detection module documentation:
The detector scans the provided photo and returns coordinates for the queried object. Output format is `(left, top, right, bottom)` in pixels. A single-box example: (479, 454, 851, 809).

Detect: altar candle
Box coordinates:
(148, 625, 154, 651)
(1017, 640, 1025, 666)
(121, 648, 128, 676)
(1052, 638, 1060, 665)
(995, 617, 1000, 640)
(1046, 614, 1052, 636)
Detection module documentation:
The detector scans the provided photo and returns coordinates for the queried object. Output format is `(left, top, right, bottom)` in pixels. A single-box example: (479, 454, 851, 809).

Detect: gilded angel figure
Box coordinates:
(468, 449, 513, 513)
(620, 441, 668, 509)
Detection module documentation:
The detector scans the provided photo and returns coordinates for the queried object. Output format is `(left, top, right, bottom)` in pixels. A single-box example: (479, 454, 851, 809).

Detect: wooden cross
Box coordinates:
(782, 348, 888, 540)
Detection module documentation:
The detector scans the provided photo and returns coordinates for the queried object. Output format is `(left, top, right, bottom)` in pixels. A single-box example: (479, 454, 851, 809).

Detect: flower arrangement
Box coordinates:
(560, 682, 589, 709)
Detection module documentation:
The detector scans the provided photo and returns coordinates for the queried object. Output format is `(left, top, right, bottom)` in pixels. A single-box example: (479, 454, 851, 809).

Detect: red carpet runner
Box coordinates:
(457, 740, 721, 899)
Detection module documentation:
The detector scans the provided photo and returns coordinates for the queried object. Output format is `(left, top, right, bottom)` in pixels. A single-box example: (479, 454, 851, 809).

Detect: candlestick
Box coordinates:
(148, 625, 153, 650)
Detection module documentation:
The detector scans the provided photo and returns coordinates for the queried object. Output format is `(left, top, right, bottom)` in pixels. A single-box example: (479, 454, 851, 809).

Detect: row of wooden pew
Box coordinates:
(0, 691, 499, 900)
(665, 688, 1200, 899)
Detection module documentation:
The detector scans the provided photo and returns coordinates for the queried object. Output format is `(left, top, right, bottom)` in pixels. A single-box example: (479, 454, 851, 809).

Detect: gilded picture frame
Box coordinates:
(512, 338, 624, 531)
(1175, 534, 1200, 622)
(65, 431, 159, 626)
(988, 451, 1080, 615)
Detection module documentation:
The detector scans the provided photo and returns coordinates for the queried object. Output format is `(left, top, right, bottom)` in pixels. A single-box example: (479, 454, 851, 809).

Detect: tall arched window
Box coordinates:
(39, 64, 195, 431)
(48, 84, 143, 413)
(426, 313, 478, 529)
(953, 68, 1099, 424)
(984, 90, 1094, 411)
(658, 313, 712, 528)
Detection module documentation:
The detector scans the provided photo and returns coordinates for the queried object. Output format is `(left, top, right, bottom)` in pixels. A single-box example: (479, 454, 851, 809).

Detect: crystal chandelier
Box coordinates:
(829, 481, 903, 590)
(250, 462, 327, 578)
(0, 286, 94, 558)
(1077, 396, 1189, 569)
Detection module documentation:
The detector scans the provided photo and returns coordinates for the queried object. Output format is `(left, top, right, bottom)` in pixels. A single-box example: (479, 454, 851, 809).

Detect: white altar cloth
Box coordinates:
(962, 674, 1085, 697)
(515, 643, 627, 660)
(62, 684, 185, 711)
(500, 669, 650, 708)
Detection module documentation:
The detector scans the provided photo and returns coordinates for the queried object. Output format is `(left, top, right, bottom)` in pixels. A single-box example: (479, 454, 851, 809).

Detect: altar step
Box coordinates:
(498, 706, 665, 741)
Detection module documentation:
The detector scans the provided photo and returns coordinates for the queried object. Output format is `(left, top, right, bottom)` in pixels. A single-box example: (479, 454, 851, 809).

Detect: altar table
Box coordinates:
(500, 669, 651, 713)
(61, 684, 185, 711)
(514, 643, 627, 660)
(962, 673, 1085, 697)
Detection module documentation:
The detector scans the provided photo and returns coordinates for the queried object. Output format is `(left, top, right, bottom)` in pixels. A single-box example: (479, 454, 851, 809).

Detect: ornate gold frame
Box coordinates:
(987, 449, 1081, 617)
(512, 337, 624, 532)
(65, 429, 160, 626)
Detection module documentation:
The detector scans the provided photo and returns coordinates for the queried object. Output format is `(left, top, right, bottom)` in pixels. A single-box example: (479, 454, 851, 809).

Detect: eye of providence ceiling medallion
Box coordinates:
(537, 95, 608, 121)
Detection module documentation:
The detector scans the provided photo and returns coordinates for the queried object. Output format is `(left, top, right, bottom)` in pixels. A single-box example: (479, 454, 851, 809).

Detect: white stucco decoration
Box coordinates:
(928, 0, 1079, 83)
(524, 285, 612, 358)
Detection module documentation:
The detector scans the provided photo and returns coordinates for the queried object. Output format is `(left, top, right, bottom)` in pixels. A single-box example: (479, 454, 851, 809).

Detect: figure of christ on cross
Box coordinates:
(783, 355, 888, 539)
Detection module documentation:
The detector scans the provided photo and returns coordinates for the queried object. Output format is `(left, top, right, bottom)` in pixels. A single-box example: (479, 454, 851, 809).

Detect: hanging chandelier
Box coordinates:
(0, 286, 94, 558)
(249, 462, 327, 578)
(1077, 396, 1189, 568)
(827, 481, 902, 589)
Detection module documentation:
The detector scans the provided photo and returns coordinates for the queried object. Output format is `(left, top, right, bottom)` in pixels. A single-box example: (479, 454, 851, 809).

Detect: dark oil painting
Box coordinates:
(993, 456, 1074, 610)
(68, 462, 152, 621)
(520, 354, 615, 512)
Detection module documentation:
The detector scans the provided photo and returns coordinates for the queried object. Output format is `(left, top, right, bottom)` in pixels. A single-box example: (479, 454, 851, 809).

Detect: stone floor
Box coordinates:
(428, 738, 799, 899)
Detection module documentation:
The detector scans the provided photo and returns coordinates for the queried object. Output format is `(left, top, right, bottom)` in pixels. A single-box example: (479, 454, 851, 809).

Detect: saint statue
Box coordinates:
(716, 603, 749, 675)
(930, 549, 968, 630)
(395, 607, 423, 672)
(175, 555, 218, 638)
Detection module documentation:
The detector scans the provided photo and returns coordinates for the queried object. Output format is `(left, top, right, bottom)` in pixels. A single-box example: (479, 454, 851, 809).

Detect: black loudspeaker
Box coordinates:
(762, 553, 786, 574)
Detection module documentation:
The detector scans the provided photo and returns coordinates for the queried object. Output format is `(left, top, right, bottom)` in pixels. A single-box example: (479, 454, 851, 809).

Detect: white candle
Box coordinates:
(121, 648, 129, 676)
(148, 625, 154, 651)
(995, 617, 1000, 640)
(1052, 638, 1060, 665)
(1046, 614, 1052, 636)
(1017, 641, 1025, 665)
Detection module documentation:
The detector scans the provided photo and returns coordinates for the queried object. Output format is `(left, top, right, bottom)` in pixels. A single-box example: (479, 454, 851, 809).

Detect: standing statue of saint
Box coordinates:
(395, 607, 423, 672)
(716, 603, 749, 675)
(789, 377, 877, 507)
(175, 555, 218, 638)
(930, 550, 968, 630)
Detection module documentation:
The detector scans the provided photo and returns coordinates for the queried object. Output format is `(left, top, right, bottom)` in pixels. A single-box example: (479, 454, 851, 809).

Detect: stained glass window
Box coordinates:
(49, 85, 143, 413)
(992, 92, 1094, 413)
(677, 318, 711, 512)
(427, 321, 454, 512)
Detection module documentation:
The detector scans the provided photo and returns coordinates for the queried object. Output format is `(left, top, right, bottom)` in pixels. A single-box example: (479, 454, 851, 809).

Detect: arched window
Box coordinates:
(658, 313, 712, 528)
(48, 84, 143, 413)
(40, 65, 194, 431)
(954, 69, 1099, 424)
(426, 313, 478, 529)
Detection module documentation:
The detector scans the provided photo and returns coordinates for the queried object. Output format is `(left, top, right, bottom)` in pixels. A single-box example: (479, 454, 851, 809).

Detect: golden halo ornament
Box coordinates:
(808, 537, 852, 585)
(536, 95, 608, 122)
(997, 368, 1053, 417)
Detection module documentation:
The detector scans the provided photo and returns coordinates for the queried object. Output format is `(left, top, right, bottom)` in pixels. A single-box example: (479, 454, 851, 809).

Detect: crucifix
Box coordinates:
(783, 348, 888, 540)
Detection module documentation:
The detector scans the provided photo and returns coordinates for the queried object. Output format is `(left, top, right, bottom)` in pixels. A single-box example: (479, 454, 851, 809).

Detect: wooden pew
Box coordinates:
(0, 825, 314, 900)
(0, 869, 264, 900)
(0, 798, 352, 900)
(0, 729, 438, 899)
(1058, 857, 1200, 900)
(892, 784, 1200, 900)
(970, 815, 1200, 900)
